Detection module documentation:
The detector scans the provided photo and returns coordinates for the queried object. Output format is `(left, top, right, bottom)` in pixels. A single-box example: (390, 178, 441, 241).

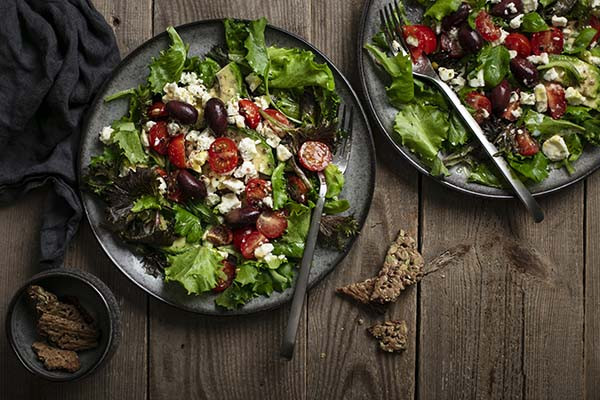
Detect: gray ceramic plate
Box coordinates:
(79, 20, 375, 315)
(358, 0, 600, 199)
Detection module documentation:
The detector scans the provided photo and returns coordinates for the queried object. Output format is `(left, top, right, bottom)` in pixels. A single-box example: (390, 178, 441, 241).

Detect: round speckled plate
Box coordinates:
(79, 20, 375, 315)
(359, 0, 600, 199)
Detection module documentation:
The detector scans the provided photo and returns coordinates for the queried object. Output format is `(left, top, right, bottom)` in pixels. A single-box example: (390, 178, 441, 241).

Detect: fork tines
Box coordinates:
(379, 1, 408, 55)
(335, 105, 353, 172)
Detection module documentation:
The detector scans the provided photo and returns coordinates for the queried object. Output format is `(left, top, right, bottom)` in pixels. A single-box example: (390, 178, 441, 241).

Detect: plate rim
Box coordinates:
(78, 18, 376, 315)
(357, 0, 599, 200)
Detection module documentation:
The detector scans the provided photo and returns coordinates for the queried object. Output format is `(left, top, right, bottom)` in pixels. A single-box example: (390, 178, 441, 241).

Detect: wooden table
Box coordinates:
(1, 0, 597, 399)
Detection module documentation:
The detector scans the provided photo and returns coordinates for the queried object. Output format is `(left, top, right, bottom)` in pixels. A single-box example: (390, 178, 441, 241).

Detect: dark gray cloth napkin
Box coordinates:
(0, 0, 120, 267)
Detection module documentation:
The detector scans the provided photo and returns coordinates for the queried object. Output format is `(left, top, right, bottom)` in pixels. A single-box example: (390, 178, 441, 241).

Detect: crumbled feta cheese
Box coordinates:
(534, 83, 548, 113)
(510, 107, 523, 119)
(179, 72, 201, 86)
(145, 121, 157, 131)
(508, 49, 518, 59)
(520, 91, 536, 105)
(505, 2, 517, 14)
(99, 126, 114, 144)
(187, 129, 215, 151)
(226, 96, 240, 116)
(264, 253, 286, 265)
(253, 95, 270, 110)
(509, 14, 524, 29)
(188, 150, 208, 172)
(468, 69, 485, 88)
(228, 114, 246, 129)
(522, 0, 538, 13)
(205, 193, 220, 207)
(254, 242, 275, 259)
(406, 35, 419, 47)
(510, 91, 519, 103)
(157, 177, 167, 195)
(162, 82, 195, 104)
(438, 67, 455, 81)
(542, 135, 569, 161)
(551, 15, 568, 27)
(262, 195, 274, 209)
(490, 0, 501, 4)
(527, 52, 549, 65)
(256, 122, 281, 148)
(238, 137, 258, 160)
(565, 87, 586, 105)
(233, 160, 259, 180)
(140, 130, 149, 148)
(276, 144, 293, 162)
(167, 121, 181, 136)
(391, 40, 402, 53)
(450, 75, 466, 89)
(481, 108, 490, 119)
(491, 29, 509, 46)
(222, 178, 245, 195)
(543, 67, 560, 82)
(593, 0, 600, 8)
(216, 193, 241, 214)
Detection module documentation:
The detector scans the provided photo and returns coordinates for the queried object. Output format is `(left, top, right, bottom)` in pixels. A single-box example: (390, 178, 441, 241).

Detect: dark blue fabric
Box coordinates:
(0, 0, 120, 267)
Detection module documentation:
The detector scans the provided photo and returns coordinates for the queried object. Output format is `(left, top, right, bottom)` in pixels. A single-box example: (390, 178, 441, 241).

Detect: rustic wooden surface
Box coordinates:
(0, 0, 596, 399)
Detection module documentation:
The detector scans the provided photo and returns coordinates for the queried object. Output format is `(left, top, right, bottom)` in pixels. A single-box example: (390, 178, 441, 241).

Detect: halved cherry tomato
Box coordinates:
(545, 83, 566, 119)
(465, 92, 492, 124)
(263, 109, 290, 130)
(239, 99, 262, 129)
(240, 230, 268, 259)
(504, 33, 531, 58)
(233, 227, 254, 250)
(245, 178, 271, 207)
(298, 141, 333, 172)
(208, 137, 239, 174)
(167, 134, 186, 168)
(402, 25, 437, 54)
(256, 210, 288, 239)
(212, 260, 236, 293)
(148, 121, 170, 155)
(148, 101, 168, 120)
(475, 11, 501, 42)
(531, 28, 564, 55)
(515, 130, 539, 156)
(287, 175, 309, 204)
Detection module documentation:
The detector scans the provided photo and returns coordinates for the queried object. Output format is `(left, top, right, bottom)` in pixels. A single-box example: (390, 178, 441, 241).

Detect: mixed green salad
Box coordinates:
(366, 0, 600, 187)
(84, 18, 357, 310)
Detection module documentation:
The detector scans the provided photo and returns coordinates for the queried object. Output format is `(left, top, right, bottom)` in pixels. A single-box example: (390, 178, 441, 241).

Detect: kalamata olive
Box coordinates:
(205, 98, 228, 135)
(204, 225, 233, 246)
(440, 32, 464, 59)
(458, 25, 483, 53)
(442, 3, 471, 31)
(165, 100, 198, 125)
(489, 80, 512, 115)
(224, 206, 261, 227)
(510, 57, 539, 87)
(491, 0, 522, 18)
(177, 169, 207, 199)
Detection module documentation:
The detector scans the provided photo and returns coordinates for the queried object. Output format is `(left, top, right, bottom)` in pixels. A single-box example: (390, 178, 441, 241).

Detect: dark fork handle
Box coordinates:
(281, 172, 327, 359)
(427, 77, 544, 223)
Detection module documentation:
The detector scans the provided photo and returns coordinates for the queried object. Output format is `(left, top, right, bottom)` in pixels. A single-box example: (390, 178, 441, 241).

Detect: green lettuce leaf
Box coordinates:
(273, 202, 311, 258)
(475, 45, 510, 88)
(324, 163, 344, 198)
(507, 152, 549, 183)
(267, 47, 335, 91)
(324, 199, 350, 214)
(468, 163, 505, 188)
(184, 56, 221, 86)
(424, 0, 461, 20)
(364, 44, 414, 105)
(271, 163, 288, 210)
(223, 19, 248, 62)
(245, 17, 269, 76)
(565, 28, 597, 54)
(164, 245, 225, 294)
(173, 205, 203, 243)
(148, 27, 187, 93)
(524, 110, 585, 137)
(131, 195, 162, 213)
(584, 119, 600, 145)
(447, 111, 469, 147)
(521, 13, 549, 33)
(111, 120, 148, 165)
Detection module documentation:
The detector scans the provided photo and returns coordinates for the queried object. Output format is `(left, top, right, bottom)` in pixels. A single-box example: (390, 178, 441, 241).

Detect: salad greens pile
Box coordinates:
(85, 19, 357, 310)
(366, 0, 600, 187)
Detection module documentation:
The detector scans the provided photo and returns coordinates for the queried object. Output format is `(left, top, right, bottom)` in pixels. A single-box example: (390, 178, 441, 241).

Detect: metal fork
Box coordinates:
(281, 106, 353, 360)
(380, 2, 544, 223)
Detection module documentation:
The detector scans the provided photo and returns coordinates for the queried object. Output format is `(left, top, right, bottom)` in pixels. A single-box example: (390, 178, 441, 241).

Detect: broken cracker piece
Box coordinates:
(370, 230, 423, 304)
(32, 341, 81, 373)
(336, 278, 387, 313)
(368, 320, 408, 353)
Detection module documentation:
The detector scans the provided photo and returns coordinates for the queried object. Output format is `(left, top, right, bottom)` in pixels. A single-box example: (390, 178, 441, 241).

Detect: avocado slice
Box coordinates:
(539, 55, 600, 110)
(216, 62, 247, 102)
(226, 128, 275, 175)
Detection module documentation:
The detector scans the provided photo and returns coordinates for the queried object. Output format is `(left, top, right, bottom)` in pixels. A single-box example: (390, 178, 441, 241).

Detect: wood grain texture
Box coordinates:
(586, 175, 600, 399)
(419, 181, 584, 400)
(149, 2, 310, 400)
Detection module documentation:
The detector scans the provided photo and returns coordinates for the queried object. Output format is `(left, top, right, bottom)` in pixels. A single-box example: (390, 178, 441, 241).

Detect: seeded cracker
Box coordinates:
(368, 320, 408, 353)
(370, 230, 423, 304)
(336, 278, 376, 305)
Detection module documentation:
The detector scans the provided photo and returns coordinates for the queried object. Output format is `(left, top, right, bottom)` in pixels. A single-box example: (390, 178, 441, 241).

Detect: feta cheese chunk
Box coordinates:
(505, 2, 518, 14)
(565, 87, 586, 105)
(542, 135, 569, 161)
(233, 160, 259, 180)
(468, 69, 485, 88)
(534, 83, 548, 113)
(187, 129, 215, 151)
(145, 121, 157, 131)
(157, 177, 167, 195)
(238, 137, 258, 160)
(491, 29, 509, 46)
(543, 68, 560, 82)
(167, 121, 181, 136)
(510, 106, 523, 119)
(256, 122, 281, 148)
(509, 14, 524, 29)
(450, 75, 466, 89)
(438, 67, 455, 82)
(262, 195, 274, 209)
(593, 0, 600, 8)
(205, 193, 221, 207)
(179, 72, 201, 86)
(406, 35, 419, 47)
(188, 150, 209, 172)
(216, 193, 241, 215)
(222, 178, 245, 195)
(276, 144, 293, 162)
(254, 242, 275, 259)
(551, 15, 568, 27)
(522, 0, 538, 13)
(520, 91, 536, 105)
(508, 50, 518, 59)
(527, 52, 549, 65)
(140, 130, 149, 148)
(253, 95, 270, 110)
(99, 126, 114, 144)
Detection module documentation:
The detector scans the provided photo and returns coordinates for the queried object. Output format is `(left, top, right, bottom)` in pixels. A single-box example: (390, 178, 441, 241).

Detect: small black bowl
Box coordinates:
(6, 268, 121, 382)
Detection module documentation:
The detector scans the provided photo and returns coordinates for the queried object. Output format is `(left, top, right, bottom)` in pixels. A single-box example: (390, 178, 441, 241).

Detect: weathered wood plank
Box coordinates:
(419, 181, 585, 399)
(586, 175, 600, 398)
(0, 0, 151, 397)
(148, 3, 310, 400)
